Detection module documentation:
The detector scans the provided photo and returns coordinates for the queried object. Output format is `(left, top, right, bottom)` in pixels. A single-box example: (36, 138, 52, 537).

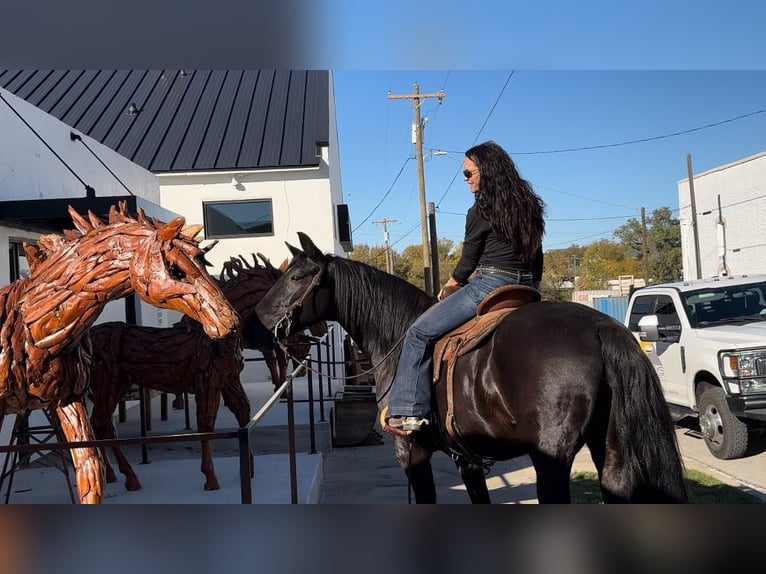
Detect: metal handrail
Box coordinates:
(0, 325, 340, 505)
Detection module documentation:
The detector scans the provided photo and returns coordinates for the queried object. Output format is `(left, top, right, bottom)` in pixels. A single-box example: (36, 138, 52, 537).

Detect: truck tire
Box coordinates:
(698, 387, 749, 460)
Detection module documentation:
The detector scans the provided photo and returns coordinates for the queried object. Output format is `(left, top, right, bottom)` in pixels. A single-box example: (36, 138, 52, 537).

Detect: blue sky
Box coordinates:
(334, 70, 766, 252)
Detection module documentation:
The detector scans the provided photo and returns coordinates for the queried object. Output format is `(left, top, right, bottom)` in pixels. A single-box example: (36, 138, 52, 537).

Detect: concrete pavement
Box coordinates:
(317, 420, 766, 504)
(4, 370, 764, 504)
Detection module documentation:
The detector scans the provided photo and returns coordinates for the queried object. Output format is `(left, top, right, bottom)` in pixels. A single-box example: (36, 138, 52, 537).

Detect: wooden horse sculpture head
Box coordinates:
(0, 201, 238, 503)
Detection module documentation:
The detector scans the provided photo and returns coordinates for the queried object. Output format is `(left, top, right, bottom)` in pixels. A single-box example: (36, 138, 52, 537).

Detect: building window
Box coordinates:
(203, 199, 274, 239)
(9, 239, 30, 281)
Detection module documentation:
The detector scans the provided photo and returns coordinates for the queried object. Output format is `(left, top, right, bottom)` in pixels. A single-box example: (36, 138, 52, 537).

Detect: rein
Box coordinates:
(271, 266, 406, 402)
(276, 330, 407, 403)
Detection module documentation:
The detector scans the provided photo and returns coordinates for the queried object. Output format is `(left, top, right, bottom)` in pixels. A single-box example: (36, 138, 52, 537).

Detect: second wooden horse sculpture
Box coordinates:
(88, 255, 324, 492)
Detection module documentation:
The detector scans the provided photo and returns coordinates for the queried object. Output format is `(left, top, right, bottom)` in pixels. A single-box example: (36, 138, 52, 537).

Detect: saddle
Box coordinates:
(432, 284, 541, 438)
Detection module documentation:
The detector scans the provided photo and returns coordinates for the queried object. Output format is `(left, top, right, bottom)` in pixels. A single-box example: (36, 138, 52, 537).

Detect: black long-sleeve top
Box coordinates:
(452, 204, 543, 284)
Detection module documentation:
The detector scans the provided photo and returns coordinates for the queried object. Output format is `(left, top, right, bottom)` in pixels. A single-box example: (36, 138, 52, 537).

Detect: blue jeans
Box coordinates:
(387, 270, 534, 418)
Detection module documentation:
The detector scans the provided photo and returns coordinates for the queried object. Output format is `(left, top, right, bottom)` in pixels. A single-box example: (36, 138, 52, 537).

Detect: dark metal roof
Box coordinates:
(0, 70, 329, 173)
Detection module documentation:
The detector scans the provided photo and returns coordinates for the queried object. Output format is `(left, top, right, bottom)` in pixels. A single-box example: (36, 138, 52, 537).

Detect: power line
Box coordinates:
(438, 108, 766, 156)
(435, 71, 516, 208)
(545, 229, 616, 248)
(352, 156, 412, 232)
(472, 71, 515, 145)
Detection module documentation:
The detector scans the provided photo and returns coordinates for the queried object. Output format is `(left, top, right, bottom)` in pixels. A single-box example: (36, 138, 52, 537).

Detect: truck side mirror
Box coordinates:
(638, 315, 660, 342)
(639, 314, 681, 344)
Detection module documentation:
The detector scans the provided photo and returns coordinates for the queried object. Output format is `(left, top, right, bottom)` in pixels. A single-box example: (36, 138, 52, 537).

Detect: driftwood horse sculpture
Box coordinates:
(0, 202, 238, 504)
(255, 233, 688, 503)
(88, 254, 325, 492)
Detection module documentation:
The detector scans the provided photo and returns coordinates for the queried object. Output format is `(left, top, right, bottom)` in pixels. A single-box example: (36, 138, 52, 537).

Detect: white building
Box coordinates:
(678, 151, 766, 280)
(0, 70, 350, 465)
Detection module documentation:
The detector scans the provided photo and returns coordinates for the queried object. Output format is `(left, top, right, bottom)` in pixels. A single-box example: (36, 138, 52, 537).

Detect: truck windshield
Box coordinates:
(682, 281, 766, 327)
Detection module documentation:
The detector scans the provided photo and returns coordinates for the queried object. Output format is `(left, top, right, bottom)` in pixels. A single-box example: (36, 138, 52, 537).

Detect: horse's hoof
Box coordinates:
(204, 483, 221, 491)
(125, 481, 142, 492)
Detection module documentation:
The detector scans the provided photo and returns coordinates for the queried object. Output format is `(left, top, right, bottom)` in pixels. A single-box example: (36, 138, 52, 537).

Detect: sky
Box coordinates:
(333, 70, 766, 253)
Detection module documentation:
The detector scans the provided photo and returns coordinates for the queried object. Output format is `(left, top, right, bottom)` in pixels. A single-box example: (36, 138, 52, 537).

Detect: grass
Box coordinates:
(570, 469, 764, 503)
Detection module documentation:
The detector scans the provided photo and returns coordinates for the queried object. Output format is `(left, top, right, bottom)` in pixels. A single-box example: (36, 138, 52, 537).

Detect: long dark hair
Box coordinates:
(466, 141, 545, 262)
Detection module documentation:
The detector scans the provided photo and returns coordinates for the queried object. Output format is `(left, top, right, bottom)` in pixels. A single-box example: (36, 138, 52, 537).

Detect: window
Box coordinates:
(628, 295, 655, 331)
(203, 199, 274, 239)
(8, 239, 30, 281)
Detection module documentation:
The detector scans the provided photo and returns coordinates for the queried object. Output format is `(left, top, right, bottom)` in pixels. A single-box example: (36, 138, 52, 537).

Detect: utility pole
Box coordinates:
(687, 154, 703, 279)
(373, 218, 397, 274)
(641, 207, 649, 285)
(428, 202, 440, 294)
(388, 83, 445, 294)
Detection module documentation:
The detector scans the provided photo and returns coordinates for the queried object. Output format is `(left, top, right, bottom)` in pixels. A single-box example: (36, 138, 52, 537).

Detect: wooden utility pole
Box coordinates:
(428, 202, 440, 294)
(388, 84, 445, 294)
(373, 218, 397, 274)
(687, 154, 703, 279)
(641, 207, 649, 285)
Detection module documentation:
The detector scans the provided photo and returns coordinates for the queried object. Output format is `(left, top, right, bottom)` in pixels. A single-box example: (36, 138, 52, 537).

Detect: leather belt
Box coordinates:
(477, 266, 533, 280)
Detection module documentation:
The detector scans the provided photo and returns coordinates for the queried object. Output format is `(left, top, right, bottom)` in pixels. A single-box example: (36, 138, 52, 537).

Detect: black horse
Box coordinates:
(255, 232, 688, 503)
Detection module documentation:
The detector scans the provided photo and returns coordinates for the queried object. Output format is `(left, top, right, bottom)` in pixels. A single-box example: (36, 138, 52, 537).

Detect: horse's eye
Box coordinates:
(169, 263, 186, 281)
(290, 273, 305, 281)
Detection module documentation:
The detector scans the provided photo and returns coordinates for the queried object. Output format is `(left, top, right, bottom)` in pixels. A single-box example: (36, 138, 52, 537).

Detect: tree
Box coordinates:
(348, 243, 388, 272)
(541, 245, 585, 301)
(578, 239, 636, 289)
(614, 207, 682, 284)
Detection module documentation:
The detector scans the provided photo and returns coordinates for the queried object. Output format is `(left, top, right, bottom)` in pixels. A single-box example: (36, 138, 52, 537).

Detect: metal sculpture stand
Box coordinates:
(0, 410, 76, 504)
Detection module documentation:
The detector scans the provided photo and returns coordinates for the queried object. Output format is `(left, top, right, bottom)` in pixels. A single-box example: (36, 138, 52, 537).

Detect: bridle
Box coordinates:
(272, 268, 323, 343)
(270, 265, 407, 401)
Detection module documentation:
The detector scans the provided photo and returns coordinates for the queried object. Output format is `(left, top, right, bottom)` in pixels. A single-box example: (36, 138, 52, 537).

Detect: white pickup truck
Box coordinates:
(625, 275, 766, 459)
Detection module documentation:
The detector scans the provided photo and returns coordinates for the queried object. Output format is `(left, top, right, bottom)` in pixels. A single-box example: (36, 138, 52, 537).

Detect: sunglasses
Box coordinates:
(463, 169, 478, 179)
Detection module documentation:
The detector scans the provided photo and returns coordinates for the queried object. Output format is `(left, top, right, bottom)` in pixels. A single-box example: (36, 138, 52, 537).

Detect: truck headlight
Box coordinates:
(722, 354, 757, 377)
(720, 350, 766, 394)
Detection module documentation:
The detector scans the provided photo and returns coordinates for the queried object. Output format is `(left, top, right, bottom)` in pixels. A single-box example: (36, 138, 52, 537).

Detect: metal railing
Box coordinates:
(0, 325, 342, 504)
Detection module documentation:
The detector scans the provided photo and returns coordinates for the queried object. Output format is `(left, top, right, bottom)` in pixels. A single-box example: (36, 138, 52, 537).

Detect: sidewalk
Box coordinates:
(318, 421, 766, 504)
(1, 374, 330, 504)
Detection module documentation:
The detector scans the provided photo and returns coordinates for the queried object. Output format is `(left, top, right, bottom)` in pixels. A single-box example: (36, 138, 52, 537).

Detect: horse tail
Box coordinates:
(597, 321, 689, 502)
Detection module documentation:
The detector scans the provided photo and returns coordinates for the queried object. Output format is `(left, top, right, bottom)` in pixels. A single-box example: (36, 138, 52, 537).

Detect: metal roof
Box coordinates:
(0, 70, 329, 173)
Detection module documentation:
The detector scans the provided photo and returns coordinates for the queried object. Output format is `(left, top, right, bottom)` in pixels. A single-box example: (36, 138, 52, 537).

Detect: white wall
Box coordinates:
(678, 151, 766, 280)
(0, 86, 178, 327)
(158, 157, 341, 272)
(0, 88, 159, 203)
(0, 88, 171, 467)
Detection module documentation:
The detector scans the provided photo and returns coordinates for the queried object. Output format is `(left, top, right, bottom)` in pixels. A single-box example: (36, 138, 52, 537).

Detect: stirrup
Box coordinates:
(380, 406, 428, 437)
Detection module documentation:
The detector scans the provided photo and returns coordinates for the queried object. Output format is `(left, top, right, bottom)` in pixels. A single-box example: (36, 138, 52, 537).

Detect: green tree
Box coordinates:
(614, 207, 682, 284)
(348, 243, 388, 272)
(541, 245, 585, 301)
(578, 239, 636, 289)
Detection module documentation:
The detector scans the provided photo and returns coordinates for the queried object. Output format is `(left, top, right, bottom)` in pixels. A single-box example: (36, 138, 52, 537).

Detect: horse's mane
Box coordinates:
(218, 253, 279, 286)
(327, 255, 434, 356)
(23, 201, 208, 274)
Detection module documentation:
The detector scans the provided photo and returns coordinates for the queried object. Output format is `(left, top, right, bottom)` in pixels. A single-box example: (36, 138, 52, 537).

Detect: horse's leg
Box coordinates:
(392, 436, 436, 503)
(220, 379, 252, 428)
(55, 400, 105, 504)
(195, 383, 223, 491)
(590, 415, 631, 503)
(528, 451, 572, 504)
(454, 460, 491, 503)
(90, 407, 142, 491)
(276, 348, 289, 389)
(262, 350, 282, 393)
(172, 394, 185, 409)
(220, 377, 253, 477)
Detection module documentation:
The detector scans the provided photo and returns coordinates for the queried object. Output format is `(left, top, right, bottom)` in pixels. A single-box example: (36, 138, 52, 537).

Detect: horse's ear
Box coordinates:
(278, 258, 289, 272)
(158, 217, 185, 241)
(286, 241, 303, 258)
(297, 232, 323, 261)
(181, 223, 203, 240)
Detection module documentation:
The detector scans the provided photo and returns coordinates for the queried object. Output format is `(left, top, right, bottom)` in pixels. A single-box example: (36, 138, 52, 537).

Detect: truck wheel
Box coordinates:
(698, 387, 749, 460)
